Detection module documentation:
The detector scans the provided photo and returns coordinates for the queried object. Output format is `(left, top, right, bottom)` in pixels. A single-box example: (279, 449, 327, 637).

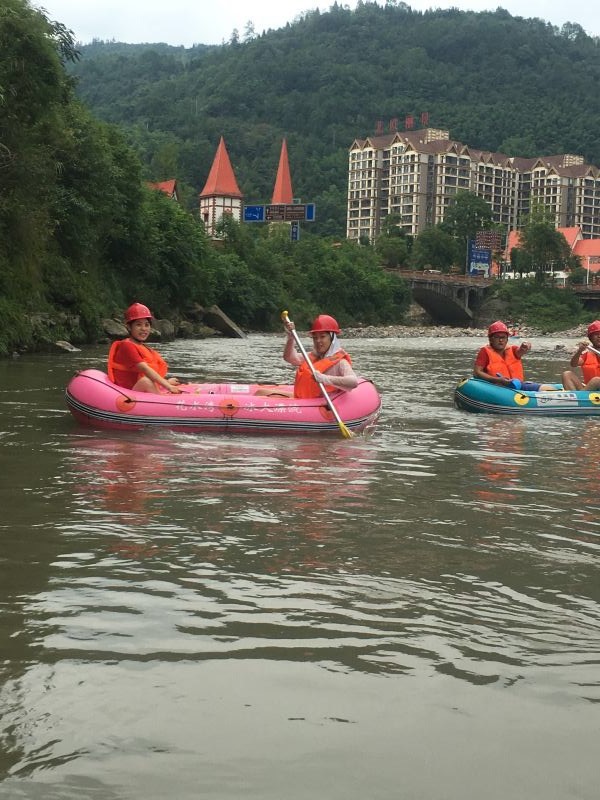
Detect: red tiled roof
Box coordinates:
(574, 241, 600, 272)
(506, 227, 584, 258)
(505, 226, 600, 268)
(148, 179, 177, 197)
(574, 239, 600, 257)
(351, 133, 397, 150)
(200, 137, 242, 198)
(557, 226, 582, 248)
(271, 138, 294, 204)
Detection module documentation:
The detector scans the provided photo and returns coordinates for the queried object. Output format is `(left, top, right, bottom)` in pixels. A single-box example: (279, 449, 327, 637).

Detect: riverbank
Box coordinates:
(343, 323, 588, 340)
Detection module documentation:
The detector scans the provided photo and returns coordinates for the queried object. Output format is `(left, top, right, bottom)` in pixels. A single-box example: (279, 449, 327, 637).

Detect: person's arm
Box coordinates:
(473, 348, 492, 382)
(473, 348, 510, 385)
(570, 341, 588, 368)
(473, 363, 508, 384)
(314, 359, 358, 392)
(136, 360, 182, 393)
(283, 326, 303, 367)
(515, 341, 531, 360)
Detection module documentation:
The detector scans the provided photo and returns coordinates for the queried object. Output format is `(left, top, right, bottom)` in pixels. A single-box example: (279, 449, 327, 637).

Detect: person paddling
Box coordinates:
(562, 320, 600, 391)
(285, 314, 358, 398)
(255, 314, 358, 398)
(107, 303, 182, 394)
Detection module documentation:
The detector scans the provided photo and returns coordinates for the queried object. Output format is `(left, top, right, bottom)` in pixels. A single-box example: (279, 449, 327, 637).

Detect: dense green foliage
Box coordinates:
(209, 218, 411, 329)
(409, 226, 458, 271)
(0, 0, 410, 355)
(518, 208, 581, 274)
(69, 2, 600, 237)
(0, 0, 217, 353)
(493, 280, 586, 332)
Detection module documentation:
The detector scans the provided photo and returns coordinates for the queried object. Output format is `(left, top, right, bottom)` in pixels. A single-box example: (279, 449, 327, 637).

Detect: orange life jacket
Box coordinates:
(581, 350, 600, 383)
(107, 339, 168, 386)
(294, 351, 352, 399)
(482, 345, 524, 381)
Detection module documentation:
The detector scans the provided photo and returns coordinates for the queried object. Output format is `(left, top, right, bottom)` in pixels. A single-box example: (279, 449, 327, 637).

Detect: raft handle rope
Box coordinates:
(69, 371, 349, 412)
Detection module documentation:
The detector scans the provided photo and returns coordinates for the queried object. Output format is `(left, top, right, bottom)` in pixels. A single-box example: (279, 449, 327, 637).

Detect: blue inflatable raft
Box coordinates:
(454, 377, 600, 416)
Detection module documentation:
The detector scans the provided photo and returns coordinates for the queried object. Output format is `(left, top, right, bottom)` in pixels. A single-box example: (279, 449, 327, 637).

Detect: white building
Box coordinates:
(347, 127, 600, 242)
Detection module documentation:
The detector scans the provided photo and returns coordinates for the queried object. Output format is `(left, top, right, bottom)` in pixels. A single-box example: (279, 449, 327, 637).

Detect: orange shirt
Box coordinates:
(580, 350, 600, 383)
(475, 345, 525, 381)
(294, 351, 352, 399)
(107, 339, 168, 389)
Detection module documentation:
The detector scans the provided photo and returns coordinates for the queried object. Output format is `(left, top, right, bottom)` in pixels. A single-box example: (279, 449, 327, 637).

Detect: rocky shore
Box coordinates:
(341, 302, 589, 342)
(343, 323, 588, 340)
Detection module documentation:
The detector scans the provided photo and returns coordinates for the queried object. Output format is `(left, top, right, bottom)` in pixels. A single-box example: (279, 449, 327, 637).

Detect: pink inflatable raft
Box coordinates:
(65, 369, 382, 435)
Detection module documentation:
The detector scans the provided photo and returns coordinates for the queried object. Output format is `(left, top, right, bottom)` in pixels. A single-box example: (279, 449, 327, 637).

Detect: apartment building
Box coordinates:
(347, 127, 600, 242)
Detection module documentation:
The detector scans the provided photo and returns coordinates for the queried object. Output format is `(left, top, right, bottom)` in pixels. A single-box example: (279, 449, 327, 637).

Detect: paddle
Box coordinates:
(281, 310, 354, 439)
(587, 344, 600, 357)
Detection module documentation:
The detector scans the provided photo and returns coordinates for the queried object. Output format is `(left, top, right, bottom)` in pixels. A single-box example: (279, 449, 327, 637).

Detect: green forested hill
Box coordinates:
(1, 0, 596, 354)
(70, 2, 600, 235)
(1, 0, 413, 355)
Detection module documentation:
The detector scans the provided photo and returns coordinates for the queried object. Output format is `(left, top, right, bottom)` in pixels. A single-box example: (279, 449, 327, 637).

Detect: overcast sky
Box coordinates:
(34, 0, 599, 47)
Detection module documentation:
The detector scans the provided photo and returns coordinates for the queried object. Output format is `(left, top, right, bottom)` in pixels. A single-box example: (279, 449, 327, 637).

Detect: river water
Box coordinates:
(0, 334, 598, 800)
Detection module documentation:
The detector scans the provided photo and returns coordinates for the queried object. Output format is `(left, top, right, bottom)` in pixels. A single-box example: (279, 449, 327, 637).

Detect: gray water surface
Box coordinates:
(0, 335, 598, 799)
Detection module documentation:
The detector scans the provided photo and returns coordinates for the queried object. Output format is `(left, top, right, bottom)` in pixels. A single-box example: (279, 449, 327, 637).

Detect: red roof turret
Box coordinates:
(271, 138, 294, 204)
(200, 137, 242, 198)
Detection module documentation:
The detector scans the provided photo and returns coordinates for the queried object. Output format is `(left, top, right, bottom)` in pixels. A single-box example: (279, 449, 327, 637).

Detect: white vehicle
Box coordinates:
(501, 271, 536, 280)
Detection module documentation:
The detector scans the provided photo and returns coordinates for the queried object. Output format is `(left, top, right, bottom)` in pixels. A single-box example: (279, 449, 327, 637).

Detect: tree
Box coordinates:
(440, 191, 493, 268)
(510, 247, 532, 277)
(410, 226, 458, 272)
(567, 266, 587, 286)
(375, 214, 410, 267)
(0, 0, 77, 299)
(243, 21, 256, 41)
(519, 207, 572, 276)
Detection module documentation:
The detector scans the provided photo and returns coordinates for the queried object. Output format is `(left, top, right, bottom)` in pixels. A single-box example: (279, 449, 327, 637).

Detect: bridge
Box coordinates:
(393, 271, 600, 324)
(570, 284, 600, 308)
(394, 271, 494, 325)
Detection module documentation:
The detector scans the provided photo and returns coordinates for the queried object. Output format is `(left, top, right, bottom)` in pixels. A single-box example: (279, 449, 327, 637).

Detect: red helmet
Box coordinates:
(309, 314, 341, 334)
(124, 303, 152, 323)
(488, 320, 509, 336)
(587, 320, 600, 337)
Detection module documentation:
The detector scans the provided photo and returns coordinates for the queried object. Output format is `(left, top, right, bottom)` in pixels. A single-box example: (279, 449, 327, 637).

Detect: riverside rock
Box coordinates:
(343, 323, 590, 341)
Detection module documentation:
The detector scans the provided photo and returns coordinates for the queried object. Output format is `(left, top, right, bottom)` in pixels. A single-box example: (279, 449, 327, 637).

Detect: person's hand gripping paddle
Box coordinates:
(281, 311, 354, 439)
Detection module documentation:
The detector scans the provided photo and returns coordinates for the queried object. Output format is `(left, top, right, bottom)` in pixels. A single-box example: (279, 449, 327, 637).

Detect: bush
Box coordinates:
(494, 279, 585, 331)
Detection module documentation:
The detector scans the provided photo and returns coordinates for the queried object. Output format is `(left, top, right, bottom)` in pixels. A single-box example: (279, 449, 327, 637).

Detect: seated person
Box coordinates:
(256, 314, 358, 398)
(474, 320, 555, 391)
(474, 320, 531, 385)
(107, 303, 182, 394)
(562, 320, 600, 391)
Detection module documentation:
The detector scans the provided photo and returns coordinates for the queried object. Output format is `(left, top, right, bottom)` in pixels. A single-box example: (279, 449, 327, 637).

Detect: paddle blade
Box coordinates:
(339, 421, 355, 439)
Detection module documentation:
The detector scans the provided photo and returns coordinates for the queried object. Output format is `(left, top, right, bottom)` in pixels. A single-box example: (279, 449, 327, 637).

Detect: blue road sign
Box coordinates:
(244, 203, 315, 223)
(468, 240, 492, 275)
(290, 221, 300, 242)
(468, 240, 491, 263)
(265, 203, 316, 222)
(243, 205, 265, 222)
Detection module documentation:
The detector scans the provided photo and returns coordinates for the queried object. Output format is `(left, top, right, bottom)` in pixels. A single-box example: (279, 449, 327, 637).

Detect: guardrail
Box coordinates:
(393, 270, 494, 286)
(392, 270, 600, 292)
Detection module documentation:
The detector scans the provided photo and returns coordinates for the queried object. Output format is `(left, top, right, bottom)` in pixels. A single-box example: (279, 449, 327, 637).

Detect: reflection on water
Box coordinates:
(0, 337, 599, 800)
